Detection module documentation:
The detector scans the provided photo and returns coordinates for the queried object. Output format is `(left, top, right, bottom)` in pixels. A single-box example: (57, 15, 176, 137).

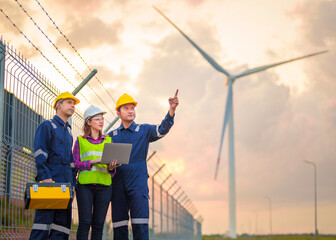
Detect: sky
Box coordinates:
(1, 0, 335, 235)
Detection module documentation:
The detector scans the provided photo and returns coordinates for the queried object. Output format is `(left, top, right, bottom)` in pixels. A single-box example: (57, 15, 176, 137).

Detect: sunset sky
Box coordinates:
(1, 0, 335, 235)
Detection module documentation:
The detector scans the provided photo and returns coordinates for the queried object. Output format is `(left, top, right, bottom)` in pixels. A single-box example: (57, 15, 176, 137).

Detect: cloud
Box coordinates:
(17, 44, 41, 58)
(42, 0, 131, 50)
(51, 0, 107, 16)
(55, 17, 124, 49)
(289, 1, 336, 47)
(133, 5, 336, 215)
(288, 0, 336, 95)
(185, 0, 205, 7)
(52, 0, 132, 16)
(135, 19, 224, 104)
(0, 0, 31, 36)
(325, 96, 336, 122)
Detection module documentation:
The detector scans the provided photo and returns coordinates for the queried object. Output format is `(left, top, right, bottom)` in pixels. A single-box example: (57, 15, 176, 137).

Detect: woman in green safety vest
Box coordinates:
(73, 105, 119, 240)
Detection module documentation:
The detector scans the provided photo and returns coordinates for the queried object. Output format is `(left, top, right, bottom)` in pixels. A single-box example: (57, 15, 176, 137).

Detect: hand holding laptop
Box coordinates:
(108, 160, 121, 171)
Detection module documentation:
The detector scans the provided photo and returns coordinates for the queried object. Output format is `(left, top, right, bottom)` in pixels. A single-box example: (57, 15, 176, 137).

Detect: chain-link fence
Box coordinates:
(0, 38, 202, 239)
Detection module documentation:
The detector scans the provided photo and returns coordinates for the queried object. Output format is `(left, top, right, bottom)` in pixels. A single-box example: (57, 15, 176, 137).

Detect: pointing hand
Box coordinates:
(169, 89, 179, 111)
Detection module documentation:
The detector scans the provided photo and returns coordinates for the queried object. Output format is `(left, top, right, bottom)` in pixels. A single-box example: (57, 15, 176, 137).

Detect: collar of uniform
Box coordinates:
(83, 135, 106, 141)
(53, 115, 71, 128)
(118, 121, 137, 131)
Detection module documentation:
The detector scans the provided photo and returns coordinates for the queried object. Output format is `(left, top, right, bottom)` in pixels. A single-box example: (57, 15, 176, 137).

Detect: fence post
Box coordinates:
(68, 69, 97, 124)
(166, 180, 176, 237)
(0, 40, 5, 173)
(173, 198, 176, 238)
(72, 69, 97, 96)
(146, 151, 157, 162)
(172, 188, 181, 239)
(167, 194, 171, 237)
(159, 174, 171, 238)
(5, 93, 14, 201)
(182, 195, 189, 237)
(151, 164, 165, 238)
(177, 200, 181, 238)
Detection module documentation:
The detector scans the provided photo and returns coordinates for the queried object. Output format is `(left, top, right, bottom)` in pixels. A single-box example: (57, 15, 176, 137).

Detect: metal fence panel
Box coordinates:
(0, 38, 202, 240)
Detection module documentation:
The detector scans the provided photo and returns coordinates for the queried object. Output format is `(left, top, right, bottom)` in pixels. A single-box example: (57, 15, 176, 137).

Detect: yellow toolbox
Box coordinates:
(24, 182, 73, 209)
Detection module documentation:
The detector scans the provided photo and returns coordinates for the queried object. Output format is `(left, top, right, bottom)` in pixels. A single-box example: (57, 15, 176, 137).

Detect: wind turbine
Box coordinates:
(153, 6, 327, 238)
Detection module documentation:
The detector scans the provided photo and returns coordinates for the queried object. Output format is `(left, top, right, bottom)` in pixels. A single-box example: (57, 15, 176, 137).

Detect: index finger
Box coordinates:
(174, 89, 179, 97)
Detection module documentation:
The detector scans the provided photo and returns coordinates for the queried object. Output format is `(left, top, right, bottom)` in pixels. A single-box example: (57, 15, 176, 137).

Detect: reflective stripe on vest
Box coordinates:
(78, 136, 112, 186)
(80, 151, 103, 159)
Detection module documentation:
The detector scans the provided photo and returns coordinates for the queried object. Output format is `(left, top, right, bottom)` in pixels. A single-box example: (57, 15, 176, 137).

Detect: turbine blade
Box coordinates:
(153, 6, 231, 77)
(235, 50, 328, 79)
(214, 80, 233, 180)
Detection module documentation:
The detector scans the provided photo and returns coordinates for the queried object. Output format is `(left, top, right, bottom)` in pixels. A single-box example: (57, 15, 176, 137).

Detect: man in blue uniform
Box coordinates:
(29, 92, 79, 240)
(109, 90, 179, 240)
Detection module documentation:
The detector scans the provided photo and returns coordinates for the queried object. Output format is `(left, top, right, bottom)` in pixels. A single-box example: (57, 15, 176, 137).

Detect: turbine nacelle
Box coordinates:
(225, 76, 238, 86)
(225, 77, 230, 86)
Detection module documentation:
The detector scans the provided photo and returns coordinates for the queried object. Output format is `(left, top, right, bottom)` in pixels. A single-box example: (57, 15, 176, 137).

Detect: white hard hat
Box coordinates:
(84, 105, 107, 122)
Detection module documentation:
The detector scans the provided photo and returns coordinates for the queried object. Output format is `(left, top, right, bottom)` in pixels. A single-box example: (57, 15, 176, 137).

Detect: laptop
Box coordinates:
(101, 143, 132, 165)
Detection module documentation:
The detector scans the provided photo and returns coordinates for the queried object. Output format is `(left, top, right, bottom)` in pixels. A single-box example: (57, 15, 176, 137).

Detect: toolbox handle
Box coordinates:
(37, 182, 67, 192)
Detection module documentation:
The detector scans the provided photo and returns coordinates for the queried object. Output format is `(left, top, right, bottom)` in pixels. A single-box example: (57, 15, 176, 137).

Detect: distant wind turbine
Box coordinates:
(153, 6, 327, 238)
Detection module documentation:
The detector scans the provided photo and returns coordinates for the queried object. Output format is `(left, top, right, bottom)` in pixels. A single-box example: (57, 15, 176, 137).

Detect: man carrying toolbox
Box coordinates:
(109, 90, 179, 240)
(29, 92, 79, 240)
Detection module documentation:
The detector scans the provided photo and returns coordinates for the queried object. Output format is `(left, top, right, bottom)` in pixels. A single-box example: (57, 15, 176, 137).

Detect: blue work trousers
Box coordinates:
(112, 174, 149, 240)
(29, 208, 72, 240)
(76, 183, 112, 240)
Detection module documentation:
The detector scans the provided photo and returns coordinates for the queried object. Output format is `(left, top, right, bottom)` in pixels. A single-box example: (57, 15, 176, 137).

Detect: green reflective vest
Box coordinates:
(78, 136, 112, 186)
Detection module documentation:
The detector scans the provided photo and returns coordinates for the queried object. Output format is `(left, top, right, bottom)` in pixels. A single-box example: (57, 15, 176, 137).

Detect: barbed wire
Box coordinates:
(34, 0, 117, 104)
(12, 0, 117, 118)
(13, 0, 85, 79)
(0, 8, 112, 124)
(0, 9, 80, 94)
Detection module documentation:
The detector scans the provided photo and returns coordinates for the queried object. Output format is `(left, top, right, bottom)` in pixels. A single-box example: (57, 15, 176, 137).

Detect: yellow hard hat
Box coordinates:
(53, 92, 80, 110)
(115, 93, 137, 111)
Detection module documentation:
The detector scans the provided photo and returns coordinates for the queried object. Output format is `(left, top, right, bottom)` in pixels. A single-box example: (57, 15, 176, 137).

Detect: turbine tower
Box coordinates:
(154, 6, 327, 238)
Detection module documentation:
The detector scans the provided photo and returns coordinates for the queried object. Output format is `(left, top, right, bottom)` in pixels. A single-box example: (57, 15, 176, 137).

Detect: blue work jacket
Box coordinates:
(34, 115, 75, 186)
(108, 112, 174, 181)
